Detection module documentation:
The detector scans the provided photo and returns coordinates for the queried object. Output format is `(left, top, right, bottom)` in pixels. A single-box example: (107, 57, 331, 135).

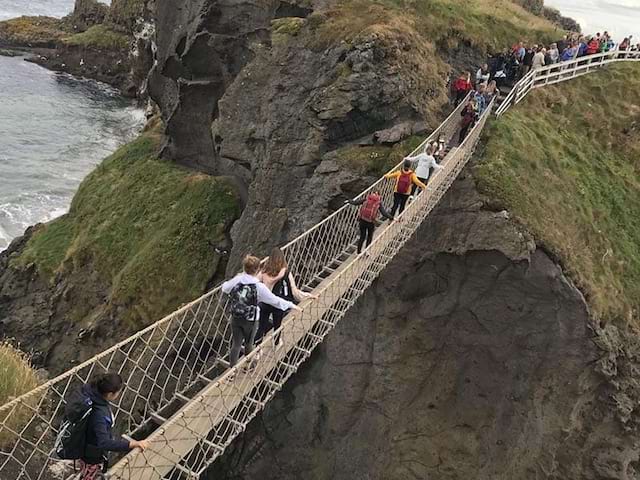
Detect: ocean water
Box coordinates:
(0, 0, 75, 20)
(0, 0, 143, 251)
(544, 0, 640, 40)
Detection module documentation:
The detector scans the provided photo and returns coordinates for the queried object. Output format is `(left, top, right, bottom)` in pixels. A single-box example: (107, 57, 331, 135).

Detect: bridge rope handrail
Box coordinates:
(0, 48, 638, 480)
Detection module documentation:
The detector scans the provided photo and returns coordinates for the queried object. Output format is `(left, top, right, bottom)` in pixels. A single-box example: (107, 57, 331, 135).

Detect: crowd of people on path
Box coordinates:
(451, 31, 640, 100)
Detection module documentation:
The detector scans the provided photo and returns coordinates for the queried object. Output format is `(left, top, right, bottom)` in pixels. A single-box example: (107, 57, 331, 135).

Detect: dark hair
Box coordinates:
(262, 247, 288, 278)
(403, 160, 412, 171)
(93, 373, 124, 396)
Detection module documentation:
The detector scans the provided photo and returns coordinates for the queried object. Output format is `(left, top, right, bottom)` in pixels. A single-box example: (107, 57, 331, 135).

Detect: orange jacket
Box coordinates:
(384, 169, 427, 194)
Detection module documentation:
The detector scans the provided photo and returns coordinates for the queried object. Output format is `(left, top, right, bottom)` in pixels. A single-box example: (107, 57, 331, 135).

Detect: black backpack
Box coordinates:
(54, 386, 94, 461)
(229, 283, 258, 321)
(273, 272, 295, 303)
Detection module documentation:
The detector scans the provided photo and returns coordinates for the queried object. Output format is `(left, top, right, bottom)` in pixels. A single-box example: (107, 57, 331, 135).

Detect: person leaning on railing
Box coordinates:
(57, 373, 150, 480)
(404, 143, 443, 197)
(222, 255, 302, 373)
(345, 191, 394, 255)
(255, 248, 317, 347)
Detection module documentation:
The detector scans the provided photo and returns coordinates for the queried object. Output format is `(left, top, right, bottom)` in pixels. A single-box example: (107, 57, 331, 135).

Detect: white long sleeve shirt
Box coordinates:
(407, 153, 443, 180)
(476, 68, 490, 86)
(222, 273, 296, 312)
(532, 51, 546, 70)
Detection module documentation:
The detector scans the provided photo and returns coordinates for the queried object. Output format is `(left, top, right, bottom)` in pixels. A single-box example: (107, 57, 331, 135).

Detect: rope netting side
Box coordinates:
(0, 95, 469, 480)
(105, 101, 494, 480)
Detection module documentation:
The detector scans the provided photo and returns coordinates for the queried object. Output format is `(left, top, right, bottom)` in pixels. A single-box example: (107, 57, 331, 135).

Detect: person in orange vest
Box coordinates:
(346, 191, 394, 254)
(384, 160, 427, 217)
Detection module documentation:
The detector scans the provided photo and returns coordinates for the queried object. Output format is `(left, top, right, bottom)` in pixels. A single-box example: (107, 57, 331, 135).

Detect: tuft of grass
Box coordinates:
(0, 16, 68, 48)
(271, 17, 306, 37)
(63, 24, 130, 50)
(337, 135, 425, 177)
(17, 131, 241, 328)
(475, 63, 640, 326)
(0, 344, 39, 448)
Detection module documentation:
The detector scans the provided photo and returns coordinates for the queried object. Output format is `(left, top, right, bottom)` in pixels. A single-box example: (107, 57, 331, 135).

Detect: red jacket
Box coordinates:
(453, 78, 472, 93)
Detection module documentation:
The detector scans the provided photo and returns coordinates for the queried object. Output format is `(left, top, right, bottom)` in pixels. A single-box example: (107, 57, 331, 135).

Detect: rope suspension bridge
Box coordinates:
(0, 49, 638, 480)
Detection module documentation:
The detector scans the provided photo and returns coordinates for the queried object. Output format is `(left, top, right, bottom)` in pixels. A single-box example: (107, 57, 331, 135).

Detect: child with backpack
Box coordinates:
(55, 373, 149, 479)
(346, 190, 394, 254)
(384, 160, 427, 217)
(222, 255, 302, 369)
(256, 248, 318, 347)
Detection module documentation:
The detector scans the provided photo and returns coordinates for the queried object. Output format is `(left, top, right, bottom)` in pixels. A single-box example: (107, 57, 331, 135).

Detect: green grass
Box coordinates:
(271, 17, 306, 37)
(337, 135, 425, 177)
(307, 0, 562, 53)
(0, 343, 39, 448)
(63, 24, 130, 50)
(475, 63, 640, 325)
(0, 16, 68, 47)
(17, 131, 241, 328)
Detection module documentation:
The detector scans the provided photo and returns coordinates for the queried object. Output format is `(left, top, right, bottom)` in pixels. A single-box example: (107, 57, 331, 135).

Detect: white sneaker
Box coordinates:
(409, 195, 415, 202)
(275, 338, 284, 349)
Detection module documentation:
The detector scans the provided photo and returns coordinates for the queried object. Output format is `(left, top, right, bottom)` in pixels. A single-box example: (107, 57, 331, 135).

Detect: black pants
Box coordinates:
(256, 303, 286, 345)
(230, 316, 258, 367)
(411, 176, 429, 195)
(455, 90, 467, 106)
(357, 219, 376, 253)
(459, 123, 473, 143)
(391, 192, 409, 217)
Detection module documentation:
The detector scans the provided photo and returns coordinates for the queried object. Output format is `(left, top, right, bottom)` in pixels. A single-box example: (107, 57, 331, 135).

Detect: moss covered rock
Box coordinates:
(70, 0, 110, 31)
(0, 16, 69, 48)
(108, 0, 146, 32)
(16, 129, 240, 330)
(62, 24, 130, 50)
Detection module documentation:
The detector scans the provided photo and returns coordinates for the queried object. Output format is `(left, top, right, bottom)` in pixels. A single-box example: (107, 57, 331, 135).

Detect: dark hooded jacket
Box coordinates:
(82, 384, 130, 463)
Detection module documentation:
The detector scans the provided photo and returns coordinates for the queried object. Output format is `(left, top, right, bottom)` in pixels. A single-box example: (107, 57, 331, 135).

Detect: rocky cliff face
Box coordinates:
(149, 0, 454, 272)
(208, 162, 640, 480)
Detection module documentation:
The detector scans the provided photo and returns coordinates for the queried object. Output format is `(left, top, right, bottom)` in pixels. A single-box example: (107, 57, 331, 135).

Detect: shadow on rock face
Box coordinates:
(149, 0, 285, 173)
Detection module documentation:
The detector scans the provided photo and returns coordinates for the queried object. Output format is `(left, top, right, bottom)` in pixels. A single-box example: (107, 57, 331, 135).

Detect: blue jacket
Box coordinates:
(82, 384, 129, 463)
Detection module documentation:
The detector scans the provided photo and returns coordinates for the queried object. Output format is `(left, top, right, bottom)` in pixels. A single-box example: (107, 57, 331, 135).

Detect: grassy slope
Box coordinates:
(16, 129, 240, 328)
(63, 24, 130, 50)
(476, 63, 640, 325)
(0, 16, 69, 47)
(312, 0, 561, 53)
(295, 0, 563, 173)
(0, 343, 39, 447)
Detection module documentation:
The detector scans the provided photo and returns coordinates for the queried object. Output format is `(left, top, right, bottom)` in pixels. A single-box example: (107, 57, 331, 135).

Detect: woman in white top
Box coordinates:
(405, 144, 444, 196)
(475, 64, 490, 88)
(256, 247, 316, 346)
